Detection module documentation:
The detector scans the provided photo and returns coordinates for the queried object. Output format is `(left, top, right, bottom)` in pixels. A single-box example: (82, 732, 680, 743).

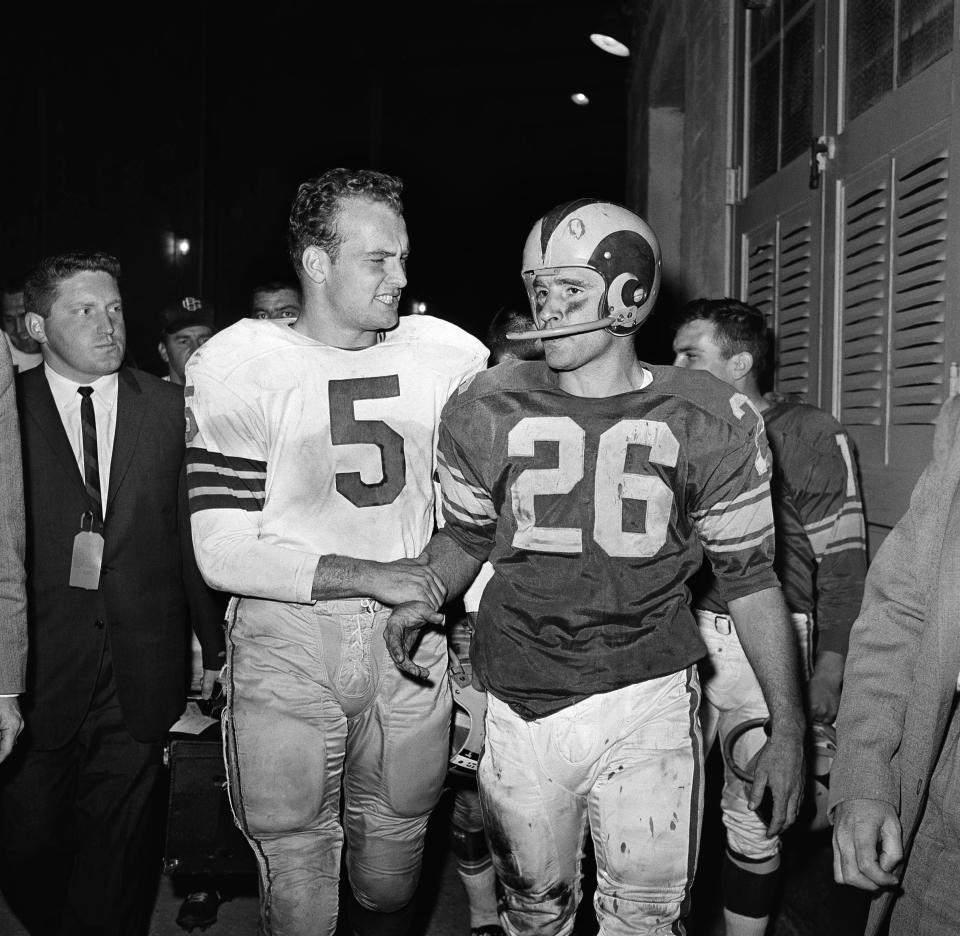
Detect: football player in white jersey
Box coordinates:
(184, 168, 488, 936)
(385, 200, 806, 935)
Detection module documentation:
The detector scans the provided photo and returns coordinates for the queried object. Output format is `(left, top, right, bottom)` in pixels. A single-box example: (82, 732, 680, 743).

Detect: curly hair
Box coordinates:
(287, 168, 404, 272)
(24, 251, 122, 319)
(675, 297, 771, 382)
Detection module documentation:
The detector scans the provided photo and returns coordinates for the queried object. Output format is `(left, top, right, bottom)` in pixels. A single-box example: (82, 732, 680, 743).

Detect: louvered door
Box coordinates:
(837, 123, 950, 527)
(741, 202, 821, 403)
(731, 1, 956, 543)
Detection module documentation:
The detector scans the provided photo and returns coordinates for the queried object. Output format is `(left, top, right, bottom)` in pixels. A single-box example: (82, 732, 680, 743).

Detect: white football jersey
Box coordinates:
(185, 315, 488, 603)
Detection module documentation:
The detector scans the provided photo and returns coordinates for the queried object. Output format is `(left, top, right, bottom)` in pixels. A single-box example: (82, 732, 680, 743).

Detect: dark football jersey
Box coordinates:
(437, 360, 780, 719)
(694, 394, 866, 656)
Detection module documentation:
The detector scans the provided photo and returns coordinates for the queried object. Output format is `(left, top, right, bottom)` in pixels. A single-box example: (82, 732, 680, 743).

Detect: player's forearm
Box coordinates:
(728, 586, 806, 736)
(423, 530, 484, 601)
(311, 555, 406, 601)
(192, 520, 319, 603)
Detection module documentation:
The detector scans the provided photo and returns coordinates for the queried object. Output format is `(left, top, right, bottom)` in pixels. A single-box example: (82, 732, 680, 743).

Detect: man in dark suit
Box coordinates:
(0, 252, 222, 936)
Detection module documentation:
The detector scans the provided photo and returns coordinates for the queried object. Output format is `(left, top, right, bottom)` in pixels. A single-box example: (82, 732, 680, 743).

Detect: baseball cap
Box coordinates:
(160, 296, 215, 336)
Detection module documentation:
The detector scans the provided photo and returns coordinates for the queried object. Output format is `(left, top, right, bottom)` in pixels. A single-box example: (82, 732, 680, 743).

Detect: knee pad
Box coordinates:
(722, 847, 781, 918)
(450, 824, 490, 869)
(451, 786, 485, 832)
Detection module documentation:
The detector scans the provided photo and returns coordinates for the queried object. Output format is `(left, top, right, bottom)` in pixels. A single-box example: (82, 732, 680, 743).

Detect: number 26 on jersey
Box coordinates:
(509, 416, 679, 559)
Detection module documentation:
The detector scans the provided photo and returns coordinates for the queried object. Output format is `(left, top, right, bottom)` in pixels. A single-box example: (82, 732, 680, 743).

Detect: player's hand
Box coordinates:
(746, 725, 806, 837)
(201, 669, 221, 701)
(0, 696, 24, 764)
(832, 798, 902, 890)
(808, 651, 844, 724)
(384, 601, 445, 680)
(369, 555, 447, 609)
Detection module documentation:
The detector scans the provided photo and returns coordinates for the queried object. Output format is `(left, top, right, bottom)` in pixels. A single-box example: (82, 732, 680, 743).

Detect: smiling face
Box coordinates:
(319, 197, 408, 344)
(28, 270, 125, 382)
(528, 266, 612, 372)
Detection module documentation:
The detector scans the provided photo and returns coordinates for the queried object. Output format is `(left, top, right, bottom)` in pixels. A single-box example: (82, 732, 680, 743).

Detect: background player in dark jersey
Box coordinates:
(385, 201, 806, 935)
(673, 298, 867, 936)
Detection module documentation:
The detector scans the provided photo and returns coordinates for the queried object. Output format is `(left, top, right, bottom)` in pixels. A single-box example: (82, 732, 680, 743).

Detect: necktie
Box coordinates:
(77, 386, 103, 522)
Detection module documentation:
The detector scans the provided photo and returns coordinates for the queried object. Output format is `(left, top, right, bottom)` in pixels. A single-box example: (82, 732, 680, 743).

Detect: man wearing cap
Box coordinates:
(159, 298, 215, 385)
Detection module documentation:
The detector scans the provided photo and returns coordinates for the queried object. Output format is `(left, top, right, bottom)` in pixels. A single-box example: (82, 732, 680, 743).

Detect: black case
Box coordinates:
(163, 737, 257, 876)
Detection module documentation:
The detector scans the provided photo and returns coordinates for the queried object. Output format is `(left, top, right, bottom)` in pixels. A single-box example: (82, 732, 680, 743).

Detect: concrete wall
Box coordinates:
(627, 0, 733, 304)
(680, 1, 733, 300)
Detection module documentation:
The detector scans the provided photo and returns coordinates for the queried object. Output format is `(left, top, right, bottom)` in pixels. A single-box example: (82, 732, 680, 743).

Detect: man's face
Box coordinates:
(252, 288, 302, 320)
(529, 267, 611, 372)
(322, 198, 408, 336)
(1, 291, 40, 354)
(29, 270, 125, 382)
(672, 319, 738, 385)
(159, 324, 213, 384)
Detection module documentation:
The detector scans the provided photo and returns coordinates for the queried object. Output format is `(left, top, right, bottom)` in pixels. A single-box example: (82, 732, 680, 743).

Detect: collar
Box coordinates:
(44, 363, 120, 414)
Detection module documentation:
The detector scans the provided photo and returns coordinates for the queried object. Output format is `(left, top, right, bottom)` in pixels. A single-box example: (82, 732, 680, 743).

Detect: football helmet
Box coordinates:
(447, 618, 487, 778)
(723, 718, 836, 833)
(509, 198, 662, 341)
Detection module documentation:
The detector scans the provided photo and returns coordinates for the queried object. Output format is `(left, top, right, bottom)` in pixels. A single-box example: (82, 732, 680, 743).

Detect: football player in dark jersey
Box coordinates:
(385, 201, 805, 935)
(445, 312, 540, 936)
(673, 297, 867, 936)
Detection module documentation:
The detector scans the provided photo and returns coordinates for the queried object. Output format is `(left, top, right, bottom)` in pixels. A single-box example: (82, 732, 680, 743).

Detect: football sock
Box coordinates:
(458, 863, 500, 928)
(721, 847, 781, 936)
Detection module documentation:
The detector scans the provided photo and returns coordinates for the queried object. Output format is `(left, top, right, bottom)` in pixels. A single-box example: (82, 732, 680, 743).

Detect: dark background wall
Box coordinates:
(1, 2, 632, 373)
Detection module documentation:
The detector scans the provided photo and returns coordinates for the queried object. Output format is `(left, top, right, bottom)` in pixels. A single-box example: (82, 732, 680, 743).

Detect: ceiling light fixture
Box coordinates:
(570, 92, 590, 106)
(589, 5, 631, 57)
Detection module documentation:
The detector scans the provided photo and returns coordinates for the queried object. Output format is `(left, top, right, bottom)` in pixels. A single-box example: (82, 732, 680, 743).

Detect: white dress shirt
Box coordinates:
(44, 364, 119, 505)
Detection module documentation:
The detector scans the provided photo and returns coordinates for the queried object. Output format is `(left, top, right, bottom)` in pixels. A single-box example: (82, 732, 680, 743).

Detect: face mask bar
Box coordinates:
(506, 315, 618, 341)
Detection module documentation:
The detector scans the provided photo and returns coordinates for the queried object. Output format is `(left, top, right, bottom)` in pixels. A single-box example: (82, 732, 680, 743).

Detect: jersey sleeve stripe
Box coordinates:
(803, 504, 863, 533)
(437, 454, 490, 500)
(444, 501, 497, 528)
(701, 521, 776, 554)
(185, 448, 267, 476)
(691, 481, 772, 521)
(186, 447, 267, 514)
(186, 469, 266, 491)
(437, 460, 496, 522)
(189, 493, 263, 513)
(805, 512, 866, 555)
(696, 496, 775, 552)
(821, 536, 867, 557)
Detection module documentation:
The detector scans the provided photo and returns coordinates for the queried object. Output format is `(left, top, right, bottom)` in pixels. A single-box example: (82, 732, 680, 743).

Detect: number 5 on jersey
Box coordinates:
(329, 376, 407, 508)
(509, 416, 679, 559)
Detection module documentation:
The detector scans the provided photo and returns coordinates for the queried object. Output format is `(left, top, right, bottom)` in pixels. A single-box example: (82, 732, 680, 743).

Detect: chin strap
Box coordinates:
(506, 315, 618, 341)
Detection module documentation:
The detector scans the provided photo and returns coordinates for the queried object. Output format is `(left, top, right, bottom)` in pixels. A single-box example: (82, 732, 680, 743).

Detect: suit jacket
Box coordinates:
(17, 365, 214, 747)
(830, 395, 960, 936)
(0, 340, 26, 694)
